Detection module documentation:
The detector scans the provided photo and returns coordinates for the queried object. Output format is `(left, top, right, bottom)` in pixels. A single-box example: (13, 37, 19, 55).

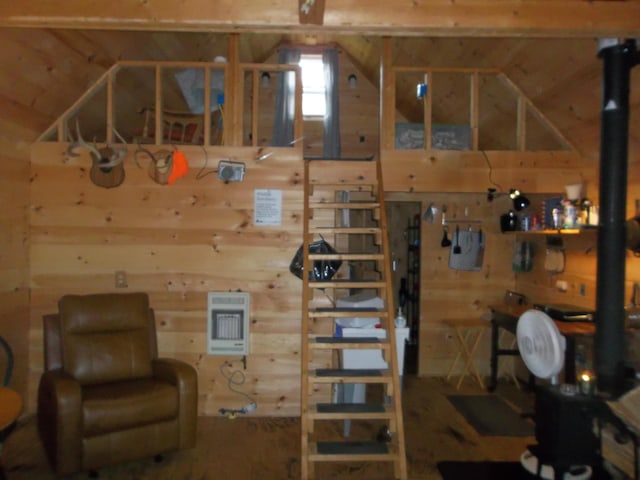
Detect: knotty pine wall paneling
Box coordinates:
(0, 136, 30, 398)
(28, 143, 307, 416)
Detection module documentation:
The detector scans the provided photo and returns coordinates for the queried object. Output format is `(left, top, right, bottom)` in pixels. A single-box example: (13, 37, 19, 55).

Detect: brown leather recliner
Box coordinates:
(38, 292, 198, 476)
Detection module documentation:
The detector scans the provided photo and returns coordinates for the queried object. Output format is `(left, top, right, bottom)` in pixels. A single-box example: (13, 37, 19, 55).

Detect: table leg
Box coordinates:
(453, 329, 472, 389)
(565, 336, 576, 384)
(460, 329, 486, 389)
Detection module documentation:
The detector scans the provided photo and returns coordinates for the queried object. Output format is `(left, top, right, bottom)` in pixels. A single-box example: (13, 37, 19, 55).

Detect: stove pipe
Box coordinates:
(595, 39, 639, 396)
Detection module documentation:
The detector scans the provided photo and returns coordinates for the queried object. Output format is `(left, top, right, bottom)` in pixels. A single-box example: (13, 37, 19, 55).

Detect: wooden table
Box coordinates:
(488, 304, 595, 391)
(0, 387, 22, 480)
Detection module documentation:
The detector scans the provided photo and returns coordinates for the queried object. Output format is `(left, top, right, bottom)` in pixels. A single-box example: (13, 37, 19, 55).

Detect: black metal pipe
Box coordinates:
(595, 39, 638, 397)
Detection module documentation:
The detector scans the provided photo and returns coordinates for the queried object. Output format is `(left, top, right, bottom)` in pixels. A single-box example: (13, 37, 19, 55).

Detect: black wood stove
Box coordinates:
(530, 385, 603, 478)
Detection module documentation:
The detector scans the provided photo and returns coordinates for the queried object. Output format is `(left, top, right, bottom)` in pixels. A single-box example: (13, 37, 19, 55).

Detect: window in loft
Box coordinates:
(299, 54, 326, 119)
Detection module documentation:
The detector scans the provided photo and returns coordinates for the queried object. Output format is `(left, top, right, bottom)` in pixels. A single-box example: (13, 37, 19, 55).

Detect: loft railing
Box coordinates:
(37, 59, 303, 149)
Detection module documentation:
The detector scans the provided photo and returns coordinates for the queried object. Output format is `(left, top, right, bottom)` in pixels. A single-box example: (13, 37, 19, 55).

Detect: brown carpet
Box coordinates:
(1, 377, 534, 479)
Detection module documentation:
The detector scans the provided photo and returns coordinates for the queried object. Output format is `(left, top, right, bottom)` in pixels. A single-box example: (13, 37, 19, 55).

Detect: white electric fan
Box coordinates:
(516, 309, 566, 385)
(516, 309, 592, 480)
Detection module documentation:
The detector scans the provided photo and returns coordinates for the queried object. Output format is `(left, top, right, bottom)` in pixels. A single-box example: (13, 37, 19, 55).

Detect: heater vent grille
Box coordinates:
(207, 292, 250, 355)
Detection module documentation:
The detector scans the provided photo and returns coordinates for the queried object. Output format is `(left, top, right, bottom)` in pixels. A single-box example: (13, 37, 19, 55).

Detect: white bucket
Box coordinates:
(565, 183, 582, 201)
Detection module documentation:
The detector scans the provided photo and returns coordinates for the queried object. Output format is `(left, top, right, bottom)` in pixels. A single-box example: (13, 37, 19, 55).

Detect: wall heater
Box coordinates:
(207, 291, 250, 355)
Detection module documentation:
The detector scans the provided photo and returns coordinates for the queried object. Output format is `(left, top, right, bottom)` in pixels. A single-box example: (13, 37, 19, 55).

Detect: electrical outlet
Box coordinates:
(114, 270, 128, 288)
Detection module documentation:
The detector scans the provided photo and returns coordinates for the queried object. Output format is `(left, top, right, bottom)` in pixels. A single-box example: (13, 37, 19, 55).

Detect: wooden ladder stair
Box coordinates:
(300, 159, 408, 479)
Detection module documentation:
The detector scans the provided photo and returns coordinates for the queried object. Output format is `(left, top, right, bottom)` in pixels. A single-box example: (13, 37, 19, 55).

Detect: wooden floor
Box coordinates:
(1, 376, 535, 480)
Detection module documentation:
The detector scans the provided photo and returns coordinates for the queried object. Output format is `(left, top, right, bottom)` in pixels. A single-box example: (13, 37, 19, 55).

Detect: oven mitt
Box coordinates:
(168, 149, 189, 185)
(544, 247, 565, 273)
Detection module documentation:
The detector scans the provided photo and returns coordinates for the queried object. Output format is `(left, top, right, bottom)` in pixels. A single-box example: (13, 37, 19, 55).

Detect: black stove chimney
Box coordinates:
(595, 39, 639, 397)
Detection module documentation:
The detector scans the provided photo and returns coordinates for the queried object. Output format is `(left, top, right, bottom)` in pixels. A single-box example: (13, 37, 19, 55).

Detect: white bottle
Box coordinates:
(394, 307, 406, 328)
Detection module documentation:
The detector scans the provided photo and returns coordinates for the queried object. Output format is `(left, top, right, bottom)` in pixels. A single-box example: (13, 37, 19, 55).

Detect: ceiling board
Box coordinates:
(2, 1, 640, 37)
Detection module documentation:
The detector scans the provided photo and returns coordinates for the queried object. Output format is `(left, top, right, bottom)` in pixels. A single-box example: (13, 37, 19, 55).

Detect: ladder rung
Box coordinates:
(312, 368, 391, 383)
(314, 402, 390, 417)
(309, 181, 376, 188)
(313, 336, 384, 344)
(309, 307, 388, 318)
(309, 253, 384, 261)
(311, 337, 390, 350)
(309, 227, 381, 235)
(308, 279, 386, 289)
(310, 202, 380, 209)
(310, 441, 397, 461)
(316, 368, 385, 377)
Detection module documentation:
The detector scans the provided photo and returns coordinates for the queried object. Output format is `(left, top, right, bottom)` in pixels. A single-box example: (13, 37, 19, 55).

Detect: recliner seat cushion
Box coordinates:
(82, 379, 178, 437)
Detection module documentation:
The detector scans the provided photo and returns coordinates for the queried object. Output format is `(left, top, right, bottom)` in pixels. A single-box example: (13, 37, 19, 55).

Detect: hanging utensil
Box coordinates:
(453, 225, 462, 254)
(441, 226, 452, 247)
(475, 228, 485, 268)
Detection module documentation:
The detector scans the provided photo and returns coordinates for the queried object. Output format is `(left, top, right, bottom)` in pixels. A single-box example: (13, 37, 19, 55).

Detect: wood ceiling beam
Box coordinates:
(299, 0, 325, 26)
(1, 1, 640, 37)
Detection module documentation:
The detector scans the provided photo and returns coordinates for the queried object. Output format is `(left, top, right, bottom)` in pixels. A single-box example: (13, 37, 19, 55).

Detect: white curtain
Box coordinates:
(273, 47, 301, 146)
(322, 48, 341, 159)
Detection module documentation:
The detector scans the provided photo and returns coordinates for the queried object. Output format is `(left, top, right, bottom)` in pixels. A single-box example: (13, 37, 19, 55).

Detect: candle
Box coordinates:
(578, 371, 595, 395)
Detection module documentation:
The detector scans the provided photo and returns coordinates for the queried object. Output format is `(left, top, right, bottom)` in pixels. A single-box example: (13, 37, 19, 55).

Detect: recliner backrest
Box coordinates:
(58, 292, 157, 386)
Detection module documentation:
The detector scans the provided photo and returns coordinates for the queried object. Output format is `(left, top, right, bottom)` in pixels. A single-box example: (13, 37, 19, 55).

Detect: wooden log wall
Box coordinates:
(0, 130, 30, 398)
(28, 143, 307, 416)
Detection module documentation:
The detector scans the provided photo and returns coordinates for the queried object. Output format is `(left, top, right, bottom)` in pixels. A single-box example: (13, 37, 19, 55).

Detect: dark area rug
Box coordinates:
(438, 461, 537, 480)
(447, 394, 534, 436)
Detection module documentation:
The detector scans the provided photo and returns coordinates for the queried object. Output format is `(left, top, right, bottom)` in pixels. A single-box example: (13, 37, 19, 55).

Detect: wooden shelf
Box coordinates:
(508, 226, 598, 235)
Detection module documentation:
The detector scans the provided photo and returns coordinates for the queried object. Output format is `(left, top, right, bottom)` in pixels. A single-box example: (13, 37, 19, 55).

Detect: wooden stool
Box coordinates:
(444, 318, 489, 389)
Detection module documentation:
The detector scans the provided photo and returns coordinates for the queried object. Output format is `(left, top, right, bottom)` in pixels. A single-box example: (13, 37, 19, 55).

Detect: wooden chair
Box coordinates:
(138, 107, 204, 144)
(137, 107, 223, 145)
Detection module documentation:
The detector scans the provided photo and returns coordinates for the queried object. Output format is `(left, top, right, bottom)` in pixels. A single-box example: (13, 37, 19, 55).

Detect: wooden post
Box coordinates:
(203, 67, 211, 146)
(228, 33, 243, 146)
(154, 65, 162, 145)
(517, 95, 526, 151)
(380, 37, 394, 150)
(424, 70, 432, 150)
(470, 72, 479, 150)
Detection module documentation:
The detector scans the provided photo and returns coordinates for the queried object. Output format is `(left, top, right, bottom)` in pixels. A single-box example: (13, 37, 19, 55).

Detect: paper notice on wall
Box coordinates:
(254, 189, 282, 226)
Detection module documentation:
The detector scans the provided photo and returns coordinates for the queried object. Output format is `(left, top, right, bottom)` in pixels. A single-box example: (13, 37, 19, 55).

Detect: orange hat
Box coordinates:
(168, 150, 189, 185)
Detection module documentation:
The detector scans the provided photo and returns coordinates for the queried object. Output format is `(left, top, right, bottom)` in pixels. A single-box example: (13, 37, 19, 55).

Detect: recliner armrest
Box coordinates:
(152, 358, 198, 448)
(37, 369, 83, 476)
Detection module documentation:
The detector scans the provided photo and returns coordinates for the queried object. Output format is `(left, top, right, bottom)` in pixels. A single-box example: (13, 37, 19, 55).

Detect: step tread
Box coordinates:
(315, 368, 385, 377)
(309, 253, 384, 260)
(315, 403, 387, 414)
(309, 227, 381, 232)
(308, 279, 386, 288)
(313, 336, 384, 344)
(315, 441, 390, 456)
(309, 307, 388, 318)
(310, 202, 380, 209)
